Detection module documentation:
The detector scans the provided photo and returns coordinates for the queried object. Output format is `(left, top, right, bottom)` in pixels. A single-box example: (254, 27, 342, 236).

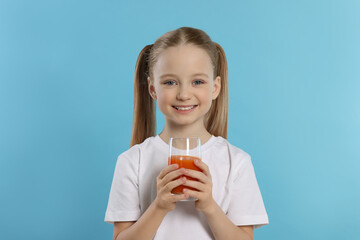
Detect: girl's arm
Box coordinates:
(113, 202, 168, 240)
(182, 160, 253, 240)
(113, 164, 189, 240)
(201, 203, 253, 240)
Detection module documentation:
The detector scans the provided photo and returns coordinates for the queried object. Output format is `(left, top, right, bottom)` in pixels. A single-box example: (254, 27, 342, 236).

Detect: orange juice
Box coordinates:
(168, 155, 202, 194)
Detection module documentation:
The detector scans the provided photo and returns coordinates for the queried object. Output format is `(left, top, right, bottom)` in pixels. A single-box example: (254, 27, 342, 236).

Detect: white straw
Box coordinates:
(186, 138, 189, 155)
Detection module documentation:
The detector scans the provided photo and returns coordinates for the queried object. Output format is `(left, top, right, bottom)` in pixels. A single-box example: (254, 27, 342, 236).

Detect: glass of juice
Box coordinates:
(169, 137, 201, 201)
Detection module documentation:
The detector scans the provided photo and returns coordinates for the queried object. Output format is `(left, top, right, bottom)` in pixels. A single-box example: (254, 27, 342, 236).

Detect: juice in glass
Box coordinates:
(168, 155, 201, 194)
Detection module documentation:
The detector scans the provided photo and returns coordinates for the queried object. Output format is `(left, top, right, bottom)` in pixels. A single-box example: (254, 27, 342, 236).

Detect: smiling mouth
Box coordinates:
(172, 105, 198, 111)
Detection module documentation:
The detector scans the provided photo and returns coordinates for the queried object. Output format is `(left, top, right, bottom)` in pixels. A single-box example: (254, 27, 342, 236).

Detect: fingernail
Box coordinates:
(181, 177, 186, 182)
(194, 159, 199, 164)
(173, 164, 179, 168)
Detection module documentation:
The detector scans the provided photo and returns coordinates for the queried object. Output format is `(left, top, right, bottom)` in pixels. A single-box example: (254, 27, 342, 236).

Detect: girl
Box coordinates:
(105, 27, 268, 240)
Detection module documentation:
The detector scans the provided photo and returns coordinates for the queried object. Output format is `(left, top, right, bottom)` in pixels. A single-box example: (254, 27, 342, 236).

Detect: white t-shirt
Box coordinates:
(105, 135, 269, 239)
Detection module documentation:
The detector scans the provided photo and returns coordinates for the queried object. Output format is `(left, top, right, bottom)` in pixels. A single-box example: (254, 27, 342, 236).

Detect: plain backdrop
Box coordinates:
(1, 0, 359, 239)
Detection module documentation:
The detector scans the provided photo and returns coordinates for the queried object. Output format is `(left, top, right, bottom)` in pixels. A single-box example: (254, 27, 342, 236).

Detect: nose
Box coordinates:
(176, 84, 192, 101)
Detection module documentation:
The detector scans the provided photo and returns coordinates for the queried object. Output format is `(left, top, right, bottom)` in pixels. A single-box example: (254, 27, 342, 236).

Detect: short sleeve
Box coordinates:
(227, 154, 269, 229)
(104, 152, 141, 224)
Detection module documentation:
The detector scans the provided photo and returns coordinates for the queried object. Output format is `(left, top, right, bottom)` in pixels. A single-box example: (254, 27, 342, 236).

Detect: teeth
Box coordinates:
(175, 106, 195, 111)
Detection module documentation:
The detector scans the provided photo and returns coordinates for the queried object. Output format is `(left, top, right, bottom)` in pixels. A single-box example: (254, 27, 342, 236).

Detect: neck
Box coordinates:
(159, 119, 212, 145)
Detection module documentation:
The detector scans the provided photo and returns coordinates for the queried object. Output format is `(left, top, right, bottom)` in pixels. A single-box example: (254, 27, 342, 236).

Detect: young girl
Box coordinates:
(105, 27, 268, 240)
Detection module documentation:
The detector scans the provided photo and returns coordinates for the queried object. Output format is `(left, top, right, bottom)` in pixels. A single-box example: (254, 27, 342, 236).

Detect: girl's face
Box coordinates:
(148, 44, 221, 128)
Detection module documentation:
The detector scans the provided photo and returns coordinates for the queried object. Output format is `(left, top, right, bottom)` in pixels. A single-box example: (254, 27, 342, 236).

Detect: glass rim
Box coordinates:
(169, 137, 200, 140)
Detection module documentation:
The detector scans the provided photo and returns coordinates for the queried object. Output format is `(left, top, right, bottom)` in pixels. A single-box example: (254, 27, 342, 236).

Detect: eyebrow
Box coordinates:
(160, 73, 209, 78)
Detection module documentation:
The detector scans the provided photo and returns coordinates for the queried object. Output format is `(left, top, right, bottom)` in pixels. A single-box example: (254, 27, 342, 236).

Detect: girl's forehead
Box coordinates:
(153, 45, 213, 78)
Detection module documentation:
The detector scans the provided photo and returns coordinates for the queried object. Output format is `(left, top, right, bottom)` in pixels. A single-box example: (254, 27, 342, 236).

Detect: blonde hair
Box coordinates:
(130, 27, 228, 147)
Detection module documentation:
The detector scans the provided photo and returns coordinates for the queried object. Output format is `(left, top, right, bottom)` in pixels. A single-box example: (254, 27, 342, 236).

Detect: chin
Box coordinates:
(171, 117, 204, 128)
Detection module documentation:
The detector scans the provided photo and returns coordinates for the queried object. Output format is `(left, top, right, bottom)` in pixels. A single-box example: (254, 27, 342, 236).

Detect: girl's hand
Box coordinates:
(154, 164, 190, 212)
(182, 160, 217, 214)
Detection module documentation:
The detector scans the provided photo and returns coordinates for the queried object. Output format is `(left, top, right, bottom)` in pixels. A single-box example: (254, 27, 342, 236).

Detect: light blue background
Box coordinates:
(1, 0, 359, 239)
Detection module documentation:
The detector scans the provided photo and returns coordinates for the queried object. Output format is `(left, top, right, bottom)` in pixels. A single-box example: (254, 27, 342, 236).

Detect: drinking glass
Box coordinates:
(168, 137, 201, 201)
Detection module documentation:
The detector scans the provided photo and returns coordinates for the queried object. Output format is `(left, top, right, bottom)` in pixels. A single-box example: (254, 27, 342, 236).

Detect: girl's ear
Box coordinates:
(148, 77, 157, 100)
(212, 76, 221, 100)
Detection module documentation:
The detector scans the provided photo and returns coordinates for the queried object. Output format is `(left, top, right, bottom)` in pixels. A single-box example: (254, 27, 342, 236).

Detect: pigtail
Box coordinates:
(205, 42, 228, 139)
(130, 45, 156, 147)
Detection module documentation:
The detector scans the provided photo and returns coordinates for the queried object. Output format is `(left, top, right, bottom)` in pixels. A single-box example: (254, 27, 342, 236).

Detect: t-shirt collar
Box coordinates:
(153, 134, 217, 155)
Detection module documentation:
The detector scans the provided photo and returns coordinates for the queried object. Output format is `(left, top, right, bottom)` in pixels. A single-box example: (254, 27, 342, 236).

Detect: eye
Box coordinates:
(193, 80, 204, 85)
(163, 80, 176, 86)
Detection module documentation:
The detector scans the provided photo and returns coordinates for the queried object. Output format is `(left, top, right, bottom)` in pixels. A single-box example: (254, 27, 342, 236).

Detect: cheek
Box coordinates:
(198, 90, 213, 108)
(157, 91, 170, 102)
(201, 87, 214, 101)
(155, 91, 172, 109)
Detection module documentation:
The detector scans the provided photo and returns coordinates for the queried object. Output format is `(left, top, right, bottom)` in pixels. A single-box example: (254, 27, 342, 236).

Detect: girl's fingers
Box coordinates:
(181, 179, 206, 192)
(170, 193, 190, 202)
(184, 169, 210, 184)
(161, 168, 187, 185)
(158, 164, 179, 180)
(194, 159, 211, 177)
(182, 188, 200, 199)
(164, 177, 187, 193)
